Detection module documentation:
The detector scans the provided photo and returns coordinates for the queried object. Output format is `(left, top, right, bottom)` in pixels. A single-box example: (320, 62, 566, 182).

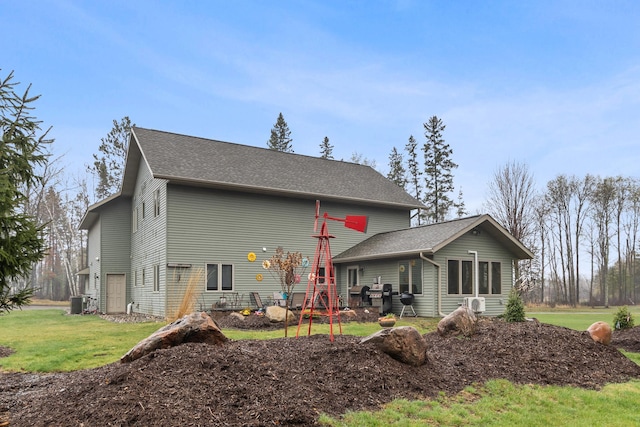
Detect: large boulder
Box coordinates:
(587, 321, 612, 345)
(265, 305, 296, 323)
(361, 326, 428, 367)
(437, 306, 478, 337)
(121, 311, 228, 363)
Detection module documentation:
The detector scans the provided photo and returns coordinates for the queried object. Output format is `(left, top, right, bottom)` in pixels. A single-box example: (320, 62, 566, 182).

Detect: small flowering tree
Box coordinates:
(262, 246, 308, 336)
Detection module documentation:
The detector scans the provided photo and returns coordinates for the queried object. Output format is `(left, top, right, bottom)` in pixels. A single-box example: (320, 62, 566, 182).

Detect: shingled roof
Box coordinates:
(333, 214, 534, 262)
(121, 127, 423, 209)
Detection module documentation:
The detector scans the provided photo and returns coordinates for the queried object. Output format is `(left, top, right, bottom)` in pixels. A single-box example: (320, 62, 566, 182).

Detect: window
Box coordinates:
(462, 261, 473, 294)
(491, 262, 501, 294)
(398, 260, 422, 294)
(141, 268, 145, 287)
(153, 264, 160, 292)
(448, 259, 502, 295)
(347, 266, 359, 287)
(154, 189, 160, 217)
(206, 263, 233, 291)
(134, 270, 138, 287)
(132, 207, 138, 233)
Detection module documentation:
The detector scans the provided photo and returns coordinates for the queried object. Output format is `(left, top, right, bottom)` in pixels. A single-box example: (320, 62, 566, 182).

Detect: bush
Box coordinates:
(504, 288, 526, 323)
(613, 306, 635, 330)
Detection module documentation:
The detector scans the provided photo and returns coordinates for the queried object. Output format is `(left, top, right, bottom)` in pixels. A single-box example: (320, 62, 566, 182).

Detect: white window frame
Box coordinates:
(132, 206, 138, 233)
(153, 264, 160, 292)
(205, 263, 234, 292)
(398, 259, 423, 294)
(154, 189, 160, 217)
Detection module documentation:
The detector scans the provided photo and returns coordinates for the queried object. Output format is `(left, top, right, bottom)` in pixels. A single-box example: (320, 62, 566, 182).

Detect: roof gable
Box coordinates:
(121, 127, 423, 209)
(333, 214, 534, 262)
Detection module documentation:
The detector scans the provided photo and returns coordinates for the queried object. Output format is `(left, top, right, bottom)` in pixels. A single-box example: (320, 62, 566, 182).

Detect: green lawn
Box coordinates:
(1, 307, 639, 426)
(527, 305, 640, 330)
(0, 309, 164, 372)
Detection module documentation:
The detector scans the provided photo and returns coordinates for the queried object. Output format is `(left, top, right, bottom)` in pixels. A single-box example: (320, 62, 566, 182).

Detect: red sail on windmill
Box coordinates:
(296, 200, 368, 341)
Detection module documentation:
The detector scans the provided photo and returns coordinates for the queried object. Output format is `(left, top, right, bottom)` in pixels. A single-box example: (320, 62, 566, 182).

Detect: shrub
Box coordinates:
(613, 306, 635, 330)
(504, 288, 526, 323)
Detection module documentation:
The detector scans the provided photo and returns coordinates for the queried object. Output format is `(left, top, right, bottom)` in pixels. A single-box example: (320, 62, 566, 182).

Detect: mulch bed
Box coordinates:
(1, 313, 640, 426)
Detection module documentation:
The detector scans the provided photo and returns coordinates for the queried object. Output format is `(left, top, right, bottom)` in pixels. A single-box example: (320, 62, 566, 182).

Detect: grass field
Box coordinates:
(527, 304, 640, 330)
(1, 306, 639, 426)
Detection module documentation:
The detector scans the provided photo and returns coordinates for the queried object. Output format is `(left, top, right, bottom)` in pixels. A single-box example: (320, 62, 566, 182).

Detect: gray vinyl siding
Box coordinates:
(165, 184, 410, 313)
(337, 256, 438, 317)
(434, 232, 514, 316)
(336, 230, 517, 318)
(86, 219, 101, 301)
(98, 197, 132, 313)
(130, 159, 168, 317)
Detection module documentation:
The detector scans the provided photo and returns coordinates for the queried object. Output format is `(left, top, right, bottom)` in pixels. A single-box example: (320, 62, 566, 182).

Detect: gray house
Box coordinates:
(80, 127, 532, 318)
(333, 214, 534, 317)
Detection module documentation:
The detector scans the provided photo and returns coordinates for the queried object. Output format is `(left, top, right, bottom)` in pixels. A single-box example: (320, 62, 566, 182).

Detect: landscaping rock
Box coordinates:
(437, 306, 477, 337)
(229, 312, 245, 321)
(265, 305, 295, 323)
(587, 321, 612, 345)
(361, 326, 428, 366)
(120, 311, 228, 363)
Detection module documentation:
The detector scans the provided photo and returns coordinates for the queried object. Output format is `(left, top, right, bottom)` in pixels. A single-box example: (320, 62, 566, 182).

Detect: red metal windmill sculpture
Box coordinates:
(296, 200, 368, 341)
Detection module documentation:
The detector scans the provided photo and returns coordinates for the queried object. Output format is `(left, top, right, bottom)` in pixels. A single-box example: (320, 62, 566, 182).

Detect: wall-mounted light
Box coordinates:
(262, 247, 267, 252)
(471, 228, 481, 236)
(95, 257, 100, 262)
(94, 273, 100, 280)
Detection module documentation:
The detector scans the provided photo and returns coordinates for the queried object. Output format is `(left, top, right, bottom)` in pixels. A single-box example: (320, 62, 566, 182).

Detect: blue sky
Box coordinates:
(4, 0, 639, 211)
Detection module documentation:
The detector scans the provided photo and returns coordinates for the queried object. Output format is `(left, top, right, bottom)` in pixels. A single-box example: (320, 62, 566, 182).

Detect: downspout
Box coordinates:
(420, 252, 447, 317)
(468, 250, 479, 298)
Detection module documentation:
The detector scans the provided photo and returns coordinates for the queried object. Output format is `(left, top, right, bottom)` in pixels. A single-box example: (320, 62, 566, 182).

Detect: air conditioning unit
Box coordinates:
(463, 297, 486, 313)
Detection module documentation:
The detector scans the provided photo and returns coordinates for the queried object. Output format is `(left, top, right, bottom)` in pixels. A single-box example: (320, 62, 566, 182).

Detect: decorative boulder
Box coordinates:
(121, 311, 228, 363)
(361, 326, 428, 367)
(229, 312, 245, 321)
(265, 305, 296, 323)
(437, 306, 477, 337)
(587, 321, 612, 345)
(341, 309, 357, 319)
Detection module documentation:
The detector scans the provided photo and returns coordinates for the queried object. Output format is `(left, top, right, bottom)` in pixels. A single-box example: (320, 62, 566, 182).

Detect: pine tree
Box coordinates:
(267, 112, 293, 152)
(422, 116, 458, 223)
(455, 188, 467, 218)
(0, 70, 50, 312)
(405, 135, 423, 225)
(319, 136, 333, 159)
(90, 116, 133, 200)
(387, 147, 406, 189)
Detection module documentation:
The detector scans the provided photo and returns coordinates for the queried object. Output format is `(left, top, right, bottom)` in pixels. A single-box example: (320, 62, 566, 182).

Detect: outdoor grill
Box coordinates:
(369, 282, 396, 315)
(399, 292, 417, 318)
(348, 285, 370, 307)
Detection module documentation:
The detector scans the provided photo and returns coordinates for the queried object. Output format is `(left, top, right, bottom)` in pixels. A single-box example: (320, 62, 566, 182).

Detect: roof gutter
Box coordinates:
(420, 252, 446, 317)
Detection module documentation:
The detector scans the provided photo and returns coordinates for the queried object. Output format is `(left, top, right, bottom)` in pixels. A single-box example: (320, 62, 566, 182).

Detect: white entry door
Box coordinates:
(106, 274, 126, 314)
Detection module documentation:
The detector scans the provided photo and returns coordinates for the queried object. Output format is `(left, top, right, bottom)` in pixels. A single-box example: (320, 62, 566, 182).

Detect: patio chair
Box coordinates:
(272, 292, 287, 307)
(289, 292, 306, 310)
(249, 292, 266, 309)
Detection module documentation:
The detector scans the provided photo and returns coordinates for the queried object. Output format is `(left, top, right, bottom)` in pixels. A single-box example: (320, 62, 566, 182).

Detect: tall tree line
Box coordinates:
(387, 115, 463, 224)
(486, 163, 640, 307)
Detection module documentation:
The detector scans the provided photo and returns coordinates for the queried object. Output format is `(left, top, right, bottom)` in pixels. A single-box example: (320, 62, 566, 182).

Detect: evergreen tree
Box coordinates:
(405, 135, 423, 225)
(267, 112, 293, 152)
(0, 70, 50, 312)
(455, 188, 467, 218)
(386, 146, 407, 189)
(319, 136, 333, 159)
(422, 116, 458, 223)
(350, 152, 377, 169)
(89, 116, 133, 200)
